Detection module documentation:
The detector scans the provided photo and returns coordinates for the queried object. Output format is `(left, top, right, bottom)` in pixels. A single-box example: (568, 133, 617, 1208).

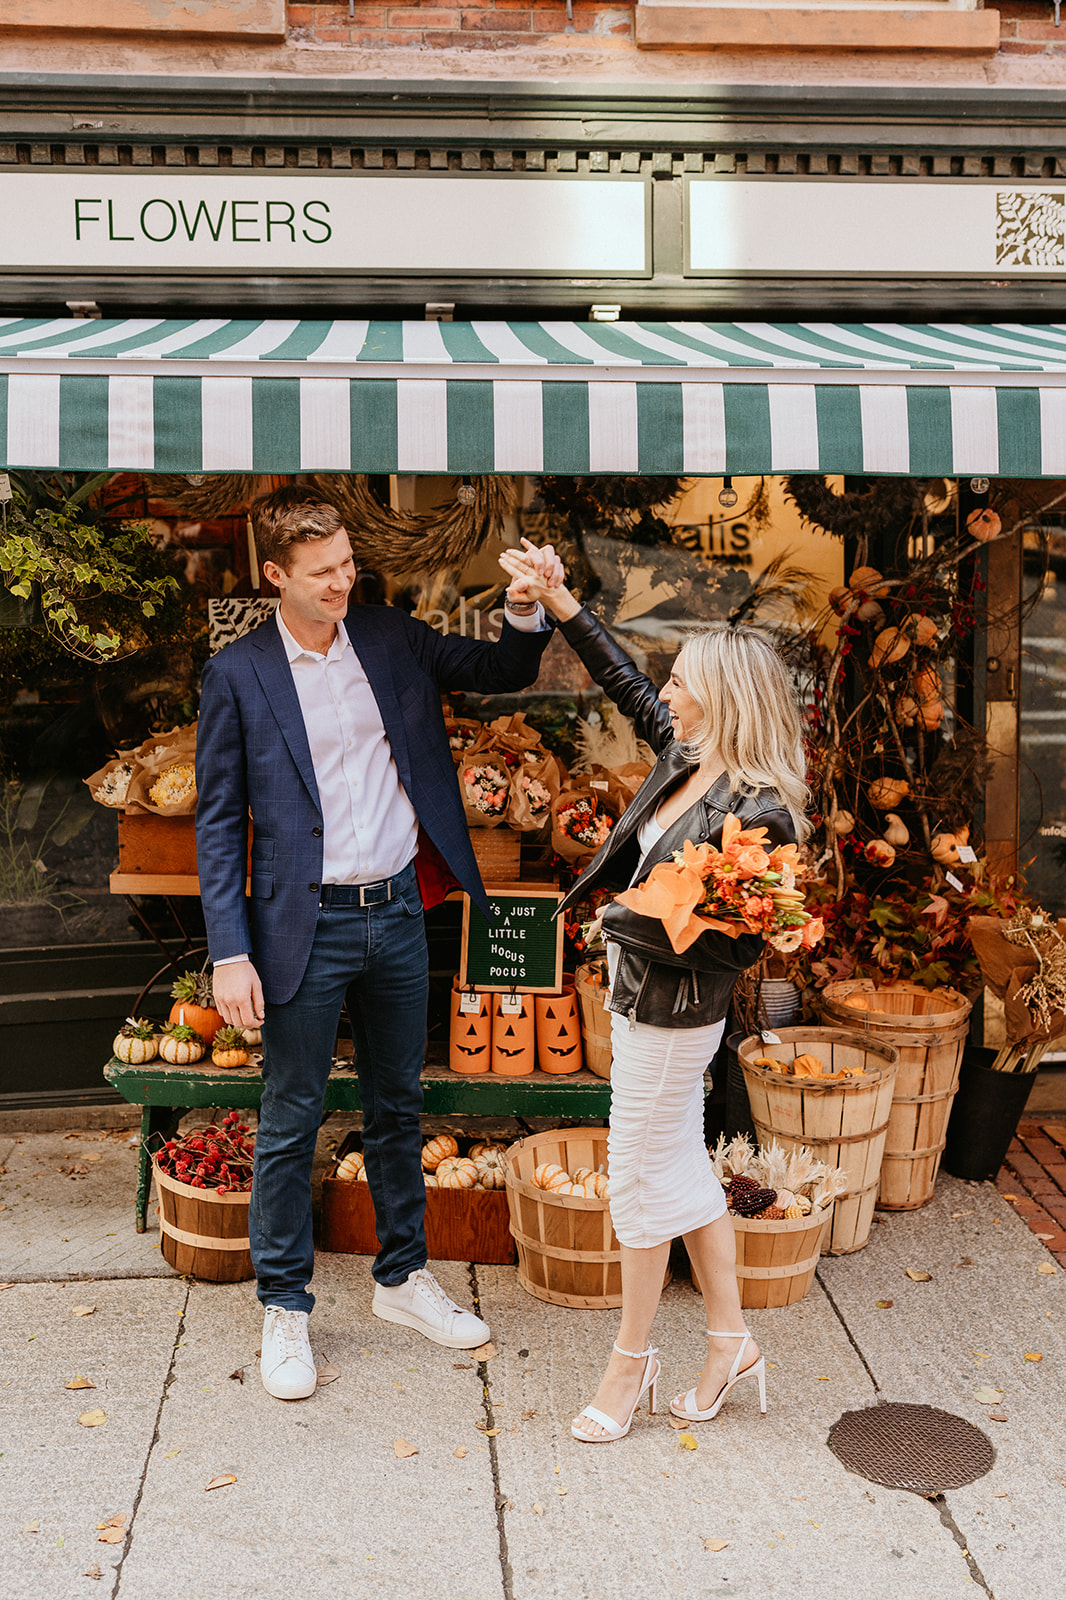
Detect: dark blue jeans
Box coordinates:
(250, 861, 429, 1313)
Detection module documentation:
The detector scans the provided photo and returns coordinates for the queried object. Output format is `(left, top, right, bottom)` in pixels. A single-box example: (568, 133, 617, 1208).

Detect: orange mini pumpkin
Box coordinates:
(967, 506, 1002, 542)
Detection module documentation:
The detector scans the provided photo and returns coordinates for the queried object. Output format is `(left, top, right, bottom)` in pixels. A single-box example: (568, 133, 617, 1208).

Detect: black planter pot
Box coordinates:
(941, 1047, 1036, 1182)
(723, 1030, 758, 1144)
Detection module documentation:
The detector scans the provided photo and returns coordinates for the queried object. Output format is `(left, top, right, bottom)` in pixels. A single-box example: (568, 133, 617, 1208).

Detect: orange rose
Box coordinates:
(732, 844, 770, 876)
(801, 917, 825, 949)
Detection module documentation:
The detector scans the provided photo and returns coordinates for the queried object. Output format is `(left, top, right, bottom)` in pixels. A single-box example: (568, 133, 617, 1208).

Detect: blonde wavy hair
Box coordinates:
(676, 623, 810, 840)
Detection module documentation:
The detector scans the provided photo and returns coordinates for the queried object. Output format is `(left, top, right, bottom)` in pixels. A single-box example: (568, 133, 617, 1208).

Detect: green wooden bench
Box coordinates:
(105, 1049, 612, 1231)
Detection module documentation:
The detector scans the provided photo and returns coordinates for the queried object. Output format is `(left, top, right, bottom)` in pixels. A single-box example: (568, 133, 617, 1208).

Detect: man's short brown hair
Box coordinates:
(250, 485, 346, 573)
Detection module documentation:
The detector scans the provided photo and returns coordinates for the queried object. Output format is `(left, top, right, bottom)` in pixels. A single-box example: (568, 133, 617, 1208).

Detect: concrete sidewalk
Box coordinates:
(1, 1124, 1063, 1600)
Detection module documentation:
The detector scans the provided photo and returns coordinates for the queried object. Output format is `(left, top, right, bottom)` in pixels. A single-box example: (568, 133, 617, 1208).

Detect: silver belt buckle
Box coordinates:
(359, 878, 392, 907)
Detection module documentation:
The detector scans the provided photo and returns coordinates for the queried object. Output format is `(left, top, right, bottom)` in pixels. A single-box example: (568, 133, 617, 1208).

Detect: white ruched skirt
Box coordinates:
(606, 1006, 727, 1250)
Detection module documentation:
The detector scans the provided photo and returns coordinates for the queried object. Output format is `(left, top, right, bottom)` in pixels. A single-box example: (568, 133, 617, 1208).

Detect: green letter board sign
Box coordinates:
(459, 888, 564, 994)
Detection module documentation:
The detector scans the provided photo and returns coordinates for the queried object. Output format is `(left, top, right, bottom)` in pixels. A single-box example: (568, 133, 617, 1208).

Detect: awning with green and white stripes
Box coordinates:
(3, 317, 1066, 477)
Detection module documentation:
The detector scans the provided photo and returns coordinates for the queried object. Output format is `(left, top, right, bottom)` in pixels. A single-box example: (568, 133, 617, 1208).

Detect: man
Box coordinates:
(195, 486, 557, 1400)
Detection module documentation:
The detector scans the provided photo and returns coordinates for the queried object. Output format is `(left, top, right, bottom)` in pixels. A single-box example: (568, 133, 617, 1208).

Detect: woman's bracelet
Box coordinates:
(504, 594, 538, 615)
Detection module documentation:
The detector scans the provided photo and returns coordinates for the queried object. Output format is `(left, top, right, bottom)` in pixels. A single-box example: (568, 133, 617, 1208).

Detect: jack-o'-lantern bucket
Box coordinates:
(449, 977, 492, 1075)
(491, 993, 535, 1076)
(534, 982, 583, 1075)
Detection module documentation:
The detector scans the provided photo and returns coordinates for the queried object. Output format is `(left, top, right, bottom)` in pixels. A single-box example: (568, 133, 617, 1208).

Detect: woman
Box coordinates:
(499, 542, 809, 1444)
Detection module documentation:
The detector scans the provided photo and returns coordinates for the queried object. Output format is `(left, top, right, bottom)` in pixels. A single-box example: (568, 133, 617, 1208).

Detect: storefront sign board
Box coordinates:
(0, 174, 649, 276)
(687, 181, 1066, 276)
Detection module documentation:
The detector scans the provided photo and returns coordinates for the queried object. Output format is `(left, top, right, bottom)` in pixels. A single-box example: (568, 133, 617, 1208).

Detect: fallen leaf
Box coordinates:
(0, 1283, 13, 1291)
(204, 1475, 237, 1491)
(84, 1153, 103, 1163)
(988, 1411, 1009, 1423)
(453, 1362, 474, 1370)
(97, 1527, 124, 1545)
(957, 1257, 974, 1267)
(83, 1565, 103, 1581)
(78, 1409, 107, 1428)
(521, 1408, 537, 1421)
(556, 1486, 568, 1496)
(393, 1438, 418, 1459)
(454, 1446, 467, 1459)
(164, 1450, 180, 1459)
(228, 1367, 245, 1384)
(876, 1300, 894, 1309)
(472, 1342, 498, 1361)
(71, 1305, 96, 1318)
(975, 1386, 1003, 1405)
(1001, 1194, 1020, 1202)
(315, 1358, 341, 1387)
(1037, 1262, 1058, 1275)
(65, 1374, 95, 1390)
(666, 1415, 687, 1430)
(1035, 1233, 1055, 1241)
(703, 1538, 729, 1551)
(951, 1209, 975, 1219)
(1024, 1351, 1043, 1362)
(679, 1432, 699, 1450)
(532, 1502, 544, 1515)
(483, 1428, 500, 1437)
(23, 1521, 39, 1533)
(905, 1269, 933, 1282)
(96, 1514, 125, 1530)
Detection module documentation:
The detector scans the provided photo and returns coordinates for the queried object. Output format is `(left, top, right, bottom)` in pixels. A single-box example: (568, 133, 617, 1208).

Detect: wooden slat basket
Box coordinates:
(820, 980, 973, 1211)
(737, 1028, 899, 1256)
(154, 1156, 254, 1283)
(693, 1208, 833, 1309)
(504, 1130, 619, 1306)
(574, 962, 612, 1081)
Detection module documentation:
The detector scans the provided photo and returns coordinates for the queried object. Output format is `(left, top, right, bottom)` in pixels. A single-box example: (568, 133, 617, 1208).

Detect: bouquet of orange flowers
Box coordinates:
(614, 814, 824, 957)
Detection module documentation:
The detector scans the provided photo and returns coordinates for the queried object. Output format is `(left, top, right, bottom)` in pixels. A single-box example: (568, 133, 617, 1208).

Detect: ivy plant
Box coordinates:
(0, 473, 180, 663)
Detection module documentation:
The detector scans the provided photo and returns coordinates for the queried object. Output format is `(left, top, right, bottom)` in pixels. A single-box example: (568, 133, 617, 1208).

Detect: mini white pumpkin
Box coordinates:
(335, 1151, 365, 1181)
(436, 1156, 478, 1189)
(422, 1134, 459, 1172)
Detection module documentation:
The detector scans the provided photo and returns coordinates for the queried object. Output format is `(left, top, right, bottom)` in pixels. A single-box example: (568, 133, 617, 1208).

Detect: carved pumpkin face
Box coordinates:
(455, 1022, 487, 1057)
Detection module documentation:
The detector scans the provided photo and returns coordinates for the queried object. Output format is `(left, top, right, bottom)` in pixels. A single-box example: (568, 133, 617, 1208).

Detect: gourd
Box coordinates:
(113, 1019, 158, 1065)
(848, 566, 890, 597)
(869, 626, 910, 670)
(356, 1164, 369, 1182)
(423, 1172, 439, 1188)
(864, 839, 896, 868)
(168, 969, 225, 1047)
(474, 1158, 507, 1191)
(868, 777, 910, 811)
(830, 809, 855, 837)
(906, 614, 939, 648)
(241, 1024, 263, 1047)
(967, 506, 1002, 542)
(468, 1140, 506, 1162)
(533, 1162, 571, 1191)
(883, 814, 910, 848)
(828, 586, 857, 616)
(336, 1151, 365, 1181)
(211, 1025, 250, 1070)
(931, 825, 969, 865)
(158, 1023, 205, 1065)
(436, 1156, 478, 1189)
(422, 1134, 459, 1172)
(791, 1053, 826, 1077)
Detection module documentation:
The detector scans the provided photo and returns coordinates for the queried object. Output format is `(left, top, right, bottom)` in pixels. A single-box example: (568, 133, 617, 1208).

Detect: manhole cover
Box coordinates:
(828, 1402, 995, 1495)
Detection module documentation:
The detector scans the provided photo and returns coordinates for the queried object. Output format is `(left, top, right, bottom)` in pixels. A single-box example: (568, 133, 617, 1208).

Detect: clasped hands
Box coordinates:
(500, 538, 572, 615)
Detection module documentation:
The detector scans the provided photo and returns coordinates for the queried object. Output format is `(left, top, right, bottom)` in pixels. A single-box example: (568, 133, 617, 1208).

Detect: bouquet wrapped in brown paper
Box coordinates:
(551, 787, 618, 866)
(124, 723, 199, 817)
(444, 716, 483, 762)
(967, 910, 1066, 1071)
(506, 750, 563, 835)
(84, 751, 140, 809)
(458, 754, 512, 828)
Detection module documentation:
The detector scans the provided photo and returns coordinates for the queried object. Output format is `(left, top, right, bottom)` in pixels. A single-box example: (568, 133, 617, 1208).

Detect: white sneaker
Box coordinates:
(260, 1306, 317, 1400)
(372, 1268, 490, 1349)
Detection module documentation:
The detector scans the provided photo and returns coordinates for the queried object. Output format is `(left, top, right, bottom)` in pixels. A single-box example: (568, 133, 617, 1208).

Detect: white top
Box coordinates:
(636, 807, 666, 864)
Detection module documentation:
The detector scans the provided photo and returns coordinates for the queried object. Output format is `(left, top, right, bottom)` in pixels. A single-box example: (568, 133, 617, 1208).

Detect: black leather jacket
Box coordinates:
(556, 607, 797, 1030)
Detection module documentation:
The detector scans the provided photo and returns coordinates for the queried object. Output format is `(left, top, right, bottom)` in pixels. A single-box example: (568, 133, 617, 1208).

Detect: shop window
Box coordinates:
(1020, 516, 1066, 922)
(635, 0, 1000, 54)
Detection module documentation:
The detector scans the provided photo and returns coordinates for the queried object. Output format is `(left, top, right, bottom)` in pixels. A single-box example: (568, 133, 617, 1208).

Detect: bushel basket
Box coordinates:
(154, 1156, 254, 1282)
(738, 1027, 899, 1255)
(504, 1129, 621, 1307)
(820, 980, 972, 1211)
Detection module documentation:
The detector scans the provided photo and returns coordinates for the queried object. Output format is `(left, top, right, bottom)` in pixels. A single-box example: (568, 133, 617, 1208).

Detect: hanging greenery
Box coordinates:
(0, 473, 180, 664)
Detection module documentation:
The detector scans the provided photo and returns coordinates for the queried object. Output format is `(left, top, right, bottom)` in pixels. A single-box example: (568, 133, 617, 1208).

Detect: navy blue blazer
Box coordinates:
(195, 606, 552, 1005)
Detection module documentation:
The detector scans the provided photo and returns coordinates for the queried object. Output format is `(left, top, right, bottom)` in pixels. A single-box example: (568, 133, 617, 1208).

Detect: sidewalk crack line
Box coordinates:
(109, 1281, 190, 1599)
(815, 1268, 880, 1393)
(470, 1264, 515, 1600)
(933, 1495, 996, 1598)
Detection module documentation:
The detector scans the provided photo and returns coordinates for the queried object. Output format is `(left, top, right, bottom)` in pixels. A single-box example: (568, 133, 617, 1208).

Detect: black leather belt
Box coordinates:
(319, 876, 397, 908)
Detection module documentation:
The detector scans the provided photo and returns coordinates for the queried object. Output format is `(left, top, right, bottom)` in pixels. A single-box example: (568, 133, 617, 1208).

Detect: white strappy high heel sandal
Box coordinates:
(571, 1342, 660, 1443)
(669, 1329, 766, 1423)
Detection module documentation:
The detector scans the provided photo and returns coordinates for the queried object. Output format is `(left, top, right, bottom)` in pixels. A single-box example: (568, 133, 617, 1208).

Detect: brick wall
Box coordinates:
(996, 0, 1066, 56)
(287, 0, 633, 47)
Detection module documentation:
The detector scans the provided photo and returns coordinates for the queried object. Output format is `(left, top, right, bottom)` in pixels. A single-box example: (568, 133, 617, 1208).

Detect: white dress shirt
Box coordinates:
(216, 601, 545, 965)
(275, 607, 419, 885)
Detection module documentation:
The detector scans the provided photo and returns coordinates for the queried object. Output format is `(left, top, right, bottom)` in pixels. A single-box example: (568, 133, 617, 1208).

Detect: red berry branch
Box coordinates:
(154, 1111, 255, 1194)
